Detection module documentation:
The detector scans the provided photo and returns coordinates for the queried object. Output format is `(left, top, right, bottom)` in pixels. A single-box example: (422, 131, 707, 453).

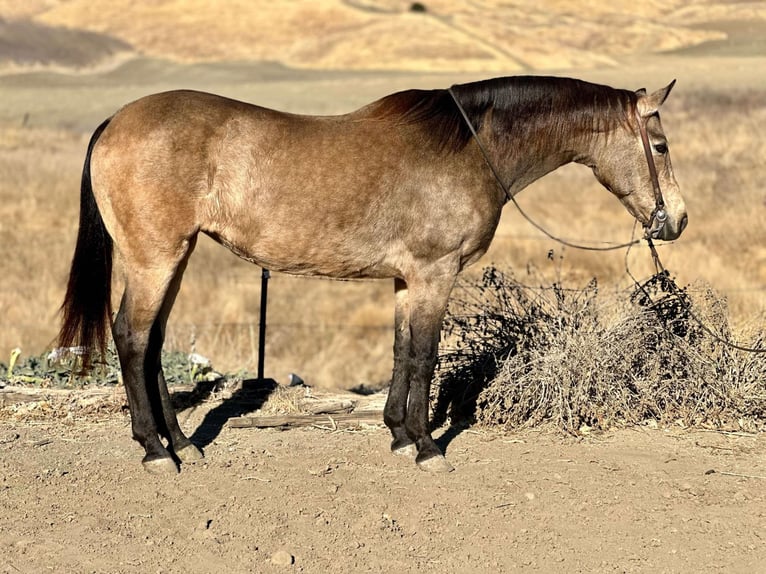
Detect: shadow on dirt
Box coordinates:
(431, 373, 496, 456)
(428, 267, 552, 455)
(171, 378, 277, 449)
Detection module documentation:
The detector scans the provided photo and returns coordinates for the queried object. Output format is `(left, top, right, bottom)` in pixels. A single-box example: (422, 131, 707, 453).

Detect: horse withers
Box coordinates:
(58, 76, 686, 474)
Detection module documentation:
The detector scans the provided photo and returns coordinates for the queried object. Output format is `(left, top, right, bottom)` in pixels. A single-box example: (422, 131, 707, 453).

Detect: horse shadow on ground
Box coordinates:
(353, 376, 492, 458)
(171, 378, 277, 450)
(430, 368, 499, 457)
(168, 368, 497, 459)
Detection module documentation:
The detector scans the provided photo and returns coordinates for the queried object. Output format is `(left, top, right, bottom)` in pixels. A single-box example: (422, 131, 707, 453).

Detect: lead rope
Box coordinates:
(449, 86, 765, 354)
(447, 87, 641, 252)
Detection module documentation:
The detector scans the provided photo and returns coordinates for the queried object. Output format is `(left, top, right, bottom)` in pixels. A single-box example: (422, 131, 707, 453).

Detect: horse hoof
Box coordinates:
(417, 455, 455, 473)
(176, 444, 204, 463)
(142, 457, 179, 475)
(392, 443, 418, 459)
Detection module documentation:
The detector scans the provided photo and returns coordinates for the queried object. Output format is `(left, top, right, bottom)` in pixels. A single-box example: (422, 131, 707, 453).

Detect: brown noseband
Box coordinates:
(635, 109, 667, 239)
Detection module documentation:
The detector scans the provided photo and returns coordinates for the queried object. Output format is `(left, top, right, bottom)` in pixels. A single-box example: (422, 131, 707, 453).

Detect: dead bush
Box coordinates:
(434, 266, 765, 433)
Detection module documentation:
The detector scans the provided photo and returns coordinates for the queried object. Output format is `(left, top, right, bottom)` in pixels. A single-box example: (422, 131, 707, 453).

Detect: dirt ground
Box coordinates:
(1, 390, 765, 574)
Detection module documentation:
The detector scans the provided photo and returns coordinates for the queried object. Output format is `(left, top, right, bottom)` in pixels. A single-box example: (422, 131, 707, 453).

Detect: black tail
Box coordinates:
(58, 118, 113, 368)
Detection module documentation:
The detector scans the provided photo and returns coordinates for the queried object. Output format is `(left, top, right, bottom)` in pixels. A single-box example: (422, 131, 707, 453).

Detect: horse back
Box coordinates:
(90, 90, 500, 279)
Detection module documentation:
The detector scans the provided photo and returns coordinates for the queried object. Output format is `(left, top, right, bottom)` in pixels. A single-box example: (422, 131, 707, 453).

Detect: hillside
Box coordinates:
(2, 0, 762, 73)
(0, 17, 131, 72)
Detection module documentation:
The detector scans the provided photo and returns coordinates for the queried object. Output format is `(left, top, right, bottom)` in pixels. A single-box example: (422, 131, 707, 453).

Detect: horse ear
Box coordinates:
(637, 79, 676, 117)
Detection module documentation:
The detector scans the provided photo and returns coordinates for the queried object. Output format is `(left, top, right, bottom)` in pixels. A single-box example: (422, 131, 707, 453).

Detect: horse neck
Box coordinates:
(481, 115, 598, 199)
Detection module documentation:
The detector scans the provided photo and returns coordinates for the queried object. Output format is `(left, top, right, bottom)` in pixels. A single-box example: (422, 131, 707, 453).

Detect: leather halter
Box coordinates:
(635, 108, 668, 238)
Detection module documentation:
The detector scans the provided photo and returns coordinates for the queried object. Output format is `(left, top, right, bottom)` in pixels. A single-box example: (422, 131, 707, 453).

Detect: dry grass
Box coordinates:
(434, 266, 766, 433)
(0, 85, 763, 390)
(0, 127, 89, 358)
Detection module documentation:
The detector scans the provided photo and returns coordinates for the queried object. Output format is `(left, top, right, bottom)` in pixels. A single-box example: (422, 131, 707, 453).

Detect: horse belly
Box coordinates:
(203, 209, 402, 280)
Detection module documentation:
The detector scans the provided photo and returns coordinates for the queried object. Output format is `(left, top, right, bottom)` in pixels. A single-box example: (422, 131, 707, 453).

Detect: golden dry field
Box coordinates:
(0, 0, 764, 388)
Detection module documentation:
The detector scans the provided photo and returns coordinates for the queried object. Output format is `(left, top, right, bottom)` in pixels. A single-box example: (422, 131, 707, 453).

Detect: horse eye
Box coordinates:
(654, 143, 668, 155)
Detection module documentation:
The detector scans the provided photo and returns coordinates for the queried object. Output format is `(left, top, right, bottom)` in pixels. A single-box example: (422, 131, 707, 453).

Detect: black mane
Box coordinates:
(371, 76, 638, 152)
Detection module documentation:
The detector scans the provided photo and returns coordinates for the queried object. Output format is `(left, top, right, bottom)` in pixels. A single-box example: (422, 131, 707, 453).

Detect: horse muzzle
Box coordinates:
(646, 210, 688, 241)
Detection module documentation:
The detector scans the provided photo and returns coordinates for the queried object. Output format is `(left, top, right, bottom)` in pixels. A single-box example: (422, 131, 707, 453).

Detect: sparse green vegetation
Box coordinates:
(0, 347, 224, 389)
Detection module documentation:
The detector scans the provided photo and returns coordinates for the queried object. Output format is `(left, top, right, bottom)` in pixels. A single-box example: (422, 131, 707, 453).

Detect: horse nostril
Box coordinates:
(679, 214, 688, 234)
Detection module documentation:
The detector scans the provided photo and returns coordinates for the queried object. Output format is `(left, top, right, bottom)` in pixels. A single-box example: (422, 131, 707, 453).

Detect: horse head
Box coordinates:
(587, 81, 687, 241)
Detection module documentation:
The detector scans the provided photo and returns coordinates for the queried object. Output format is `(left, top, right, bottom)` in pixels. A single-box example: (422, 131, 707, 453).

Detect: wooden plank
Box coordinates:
(0, 386, 73, 406)
(228, 410, 384, 429)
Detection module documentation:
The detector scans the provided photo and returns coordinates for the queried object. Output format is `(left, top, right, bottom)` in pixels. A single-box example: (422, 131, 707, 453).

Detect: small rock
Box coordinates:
(288, 373, 305, 387)
(0, 432, 20, 445)
(524, 492, 535, 501)
(270, 550, 294, 566)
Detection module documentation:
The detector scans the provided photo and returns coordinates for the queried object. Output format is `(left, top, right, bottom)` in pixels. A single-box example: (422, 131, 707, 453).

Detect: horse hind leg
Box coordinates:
(112, 237, 197, 474)
(152, 343, 204, 465)
(146, 237, 203, 465)
(114, 295, 176, 474)
(141, 327, 203, 465)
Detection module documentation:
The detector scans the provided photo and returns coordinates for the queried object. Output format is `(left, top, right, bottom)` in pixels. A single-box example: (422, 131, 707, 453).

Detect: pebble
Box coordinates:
(270, 550, 295, 566)
(0, 432, 19, 445)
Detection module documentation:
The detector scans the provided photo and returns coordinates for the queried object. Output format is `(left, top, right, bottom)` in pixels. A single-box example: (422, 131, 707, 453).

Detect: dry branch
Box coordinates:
(303, 399, 356, 415)
(229, 411, 383, 429)
(434, 267, 766, 432)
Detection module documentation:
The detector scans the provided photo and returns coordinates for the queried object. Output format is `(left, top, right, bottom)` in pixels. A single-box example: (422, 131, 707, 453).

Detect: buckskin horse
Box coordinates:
(58, 76, 686, 474)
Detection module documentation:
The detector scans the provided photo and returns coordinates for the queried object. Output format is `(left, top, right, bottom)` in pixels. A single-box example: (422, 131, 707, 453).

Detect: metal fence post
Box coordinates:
(258, 268, 270, 381)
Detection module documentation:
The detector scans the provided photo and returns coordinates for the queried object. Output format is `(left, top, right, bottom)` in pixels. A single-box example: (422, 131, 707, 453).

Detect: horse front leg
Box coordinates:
(384, 278, 417, 457)
(404, 272, 457, 473)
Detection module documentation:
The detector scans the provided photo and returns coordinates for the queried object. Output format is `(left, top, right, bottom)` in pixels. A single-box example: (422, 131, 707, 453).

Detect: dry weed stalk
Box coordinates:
(434, 266, 765, 433)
